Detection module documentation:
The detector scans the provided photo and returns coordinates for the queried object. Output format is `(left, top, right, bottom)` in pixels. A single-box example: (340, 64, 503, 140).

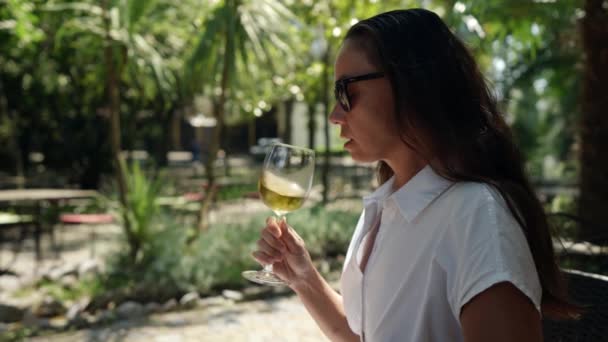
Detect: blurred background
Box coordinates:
(0, 0, 607, 340)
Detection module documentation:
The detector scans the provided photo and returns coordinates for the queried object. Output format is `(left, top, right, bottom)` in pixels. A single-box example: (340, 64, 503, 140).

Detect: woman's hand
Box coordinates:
(252, 217, 316, 288)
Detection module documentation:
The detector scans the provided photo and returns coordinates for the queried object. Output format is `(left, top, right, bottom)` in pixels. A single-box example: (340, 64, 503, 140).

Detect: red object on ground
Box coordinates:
(182, 192, 205, 202)
(59, 214, 114, 224)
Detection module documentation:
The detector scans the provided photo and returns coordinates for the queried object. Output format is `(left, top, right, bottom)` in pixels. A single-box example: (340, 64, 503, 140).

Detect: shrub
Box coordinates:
(95, 204, 360, 301)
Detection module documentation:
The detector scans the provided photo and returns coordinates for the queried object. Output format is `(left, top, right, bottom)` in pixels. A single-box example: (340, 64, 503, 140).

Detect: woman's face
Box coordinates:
(329, 39, 403, 163)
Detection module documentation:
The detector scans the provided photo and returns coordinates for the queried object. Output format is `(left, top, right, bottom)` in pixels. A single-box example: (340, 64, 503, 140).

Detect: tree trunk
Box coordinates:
(248, 115, 256, 148)
(170, 107, 182, 150)
(156, 105, 175, 167)
(103, 0, 134, 258)
(10, 114, 24, 189)
(321, 47, 331, 204)
(284, 98, 294, 145)
(578, 0, 608, 242)
(307, 101, 316, 150)
(197, 100, 224, 231)
(197, 32, 231, 232)
(0, 81, 22, 187)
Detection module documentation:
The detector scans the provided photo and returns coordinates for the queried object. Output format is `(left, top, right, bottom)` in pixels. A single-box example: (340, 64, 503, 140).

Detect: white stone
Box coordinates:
(179, 292, 200, 309)
(162, 298, 178, 312)
(198, 296, 228, 308)
(46, 264, 77, 281)
(222, 289, 244, 302)
(78, 259, 100, 277)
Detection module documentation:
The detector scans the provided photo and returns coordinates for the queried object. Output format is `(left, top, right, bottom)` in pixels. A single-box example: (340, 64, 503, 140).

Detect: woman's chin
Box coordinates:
(346, 146, 374, 163)
(344, 141, 372, 162)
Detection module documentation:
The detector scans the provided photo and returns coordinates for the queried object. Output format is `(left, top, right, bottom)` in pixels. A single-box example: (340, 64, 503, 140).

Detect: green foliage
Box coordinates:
(187, 0, 301, 123)
(97, 204, 359, 299)
(285, 205, 359, 258)
(35, 277, 103, 303)
(0, 326, 38, 342)
(113, 162, 165, 264)
(215, 183, 258, 201)
(123, 163, 162, 247)
(0, 0, 587, 187)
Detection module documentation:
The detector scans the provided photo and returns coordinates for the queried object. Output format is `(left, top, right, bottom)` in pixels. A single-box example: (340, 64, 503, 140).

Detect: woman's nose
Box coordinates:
(329, 104, 346, 125)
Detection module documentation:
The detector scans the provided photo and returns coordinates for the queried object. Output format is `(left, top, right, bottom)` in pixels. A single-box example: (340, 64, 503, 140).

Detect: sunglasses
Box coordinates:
(334, 72, 385, 112)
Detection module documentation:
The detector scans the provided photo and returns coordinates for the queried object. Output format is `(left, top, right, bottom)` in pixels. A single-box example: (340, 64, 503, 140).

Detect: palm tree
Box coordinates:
(48, 0, 174, 261)
(187, 0, 297, 231)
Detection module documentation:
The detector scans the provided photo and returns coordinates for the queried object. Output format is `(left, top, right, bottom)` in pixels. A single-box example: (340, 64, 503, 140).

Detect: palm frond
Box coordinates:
(131, 33, 171, 92)
(187, 5, 226, 85)
(127, 0, 157, 31)
(42, 2, 104, 16)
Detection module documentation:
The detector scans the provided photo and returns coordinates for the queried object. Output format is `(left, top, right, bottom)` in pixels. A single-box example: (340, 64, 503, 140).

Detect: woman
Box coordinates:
(253, 9, 579, 341)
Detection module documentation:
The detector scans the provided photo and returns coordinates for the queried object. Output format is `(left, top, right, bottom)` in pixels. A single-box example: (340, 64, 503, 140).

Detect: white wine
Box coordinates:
(259, 171, 306, 214)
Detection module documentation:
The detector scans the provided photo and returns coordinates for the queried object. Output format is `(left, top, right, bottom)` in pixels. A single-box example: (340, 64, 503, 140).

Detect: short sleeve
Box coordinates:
(436, 191, 542, 320)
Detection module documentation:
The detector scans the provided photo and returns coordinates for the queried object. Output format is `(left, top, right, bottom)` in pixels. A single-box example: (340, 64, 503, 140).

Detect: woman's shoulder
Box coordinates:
(436, 180, 527, 259)
(442, 181, 511, 221)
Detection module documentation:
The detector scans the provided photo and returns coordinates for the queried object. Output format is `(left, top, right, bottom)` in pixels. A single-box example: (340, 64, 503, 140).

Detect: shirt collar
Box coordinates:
(363, 165, 453, 223)
(362, 174, 395, 208)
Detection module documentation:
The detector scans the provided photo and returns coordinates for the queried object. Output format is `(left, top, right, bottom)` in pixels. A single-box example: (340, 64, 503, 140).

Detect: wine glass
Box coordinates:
(242, 142, 315, 286)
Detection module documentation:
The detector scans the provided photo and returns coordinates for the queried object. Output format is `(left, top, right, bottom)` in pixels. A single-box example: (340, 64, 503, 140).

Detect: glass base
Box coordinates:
(242, 270, 286, 286)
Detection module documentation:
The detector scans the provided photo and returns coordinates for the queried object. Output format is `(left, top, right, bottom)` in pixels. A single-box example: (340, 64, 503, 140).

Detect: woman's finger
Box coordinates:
(261, 228, 286, 251)
(257, 238, 283, 258)
(279, 218, 306, 255)
(265, 217, 282, 237)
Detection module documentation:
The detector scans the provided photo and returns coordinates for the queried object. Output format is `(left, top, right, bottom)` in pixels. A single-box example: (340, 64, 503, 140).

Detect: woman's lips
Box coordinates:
(344, 139, 353, 148)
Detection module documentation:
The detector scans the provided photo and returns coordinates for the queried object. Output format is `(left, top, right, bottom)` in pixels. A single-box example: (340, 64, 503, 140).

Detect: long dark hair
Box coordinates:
(345, 8, 580, 319)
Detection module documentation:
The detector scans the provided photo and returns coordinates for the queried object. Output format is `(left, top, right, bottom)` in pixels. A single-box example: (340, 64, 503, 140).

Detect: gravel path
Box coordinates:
(30, 295, 329, 342)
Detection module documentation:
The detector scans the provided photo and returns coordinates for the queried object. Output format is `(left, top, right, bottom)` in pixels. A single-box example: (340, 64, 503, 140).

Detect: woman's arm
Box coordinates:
(460, 282, 543, 342)
(253, 218, 359, 342)
(291, 267, 360, 342)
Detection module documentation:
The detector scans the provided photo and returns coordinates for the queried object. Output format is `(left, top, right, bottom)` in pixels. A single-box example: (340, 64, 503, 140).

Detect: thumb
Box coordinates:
(279, 217, 305, 255)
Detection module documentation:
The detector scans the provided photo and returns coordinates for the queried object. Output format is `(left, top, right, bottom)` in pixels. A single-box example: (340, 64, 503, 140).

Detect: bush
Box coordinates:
(95, 204, 360, 302)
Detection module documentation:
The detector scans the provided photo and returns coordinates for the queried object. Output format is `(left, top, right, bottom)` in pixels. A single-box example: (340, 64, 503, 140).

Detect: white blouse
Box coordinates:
(340, 165, 541, 342)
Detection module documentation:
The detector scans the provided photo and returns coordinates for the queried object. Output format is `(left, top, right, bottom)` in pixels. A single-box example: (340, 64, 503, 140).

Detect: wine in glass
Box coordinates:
(242, 143, 315, 286)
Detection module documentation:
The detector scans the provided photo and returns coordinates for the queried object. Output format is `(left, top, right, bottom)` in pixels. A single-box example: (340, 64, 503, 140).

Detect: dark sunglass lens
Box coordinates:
(339, 87, 350, 111)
